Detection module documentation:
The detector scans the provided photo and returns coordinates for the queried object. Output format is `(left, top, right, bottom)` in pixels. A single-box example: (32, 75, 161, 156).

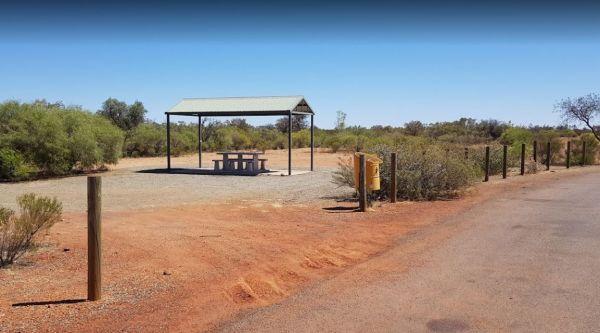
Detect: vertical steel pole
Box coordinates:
(546, 142, 551, 171)
(310, 114, 314, 171)
(288, 112, 292, 176)
(198, 115, 202, 168)
(166, 114, 171, 170)
(520, 143, 525, 175)
(502, 145, 507, 179)
(390, 152, 397, 203)
(358, 153, 367, 212)
(87, 176, 102, 301)
(566, 141, 571, 169)
(484, 146, 490, 182)
(533, 140, 537, 162)
(582, 141, 587, 166)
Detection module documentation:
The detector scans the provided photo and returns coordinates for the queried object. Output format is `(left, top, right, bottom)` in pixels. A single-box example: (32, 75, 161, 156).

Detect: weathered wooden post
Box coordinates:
(390, 152, 397, 203)
(87, 176, 102, 301)
(520, 143, 525, 175)
(566, 141, 571, 169)
(358, 153, 367, 212)
(502, 145, 507, 179)
(484, 146, 490, 182)
(546, 142, 551, 171)
(464, 147, 469, 159)
(533, 140, 537, 162)
(582, 141, 587, 166)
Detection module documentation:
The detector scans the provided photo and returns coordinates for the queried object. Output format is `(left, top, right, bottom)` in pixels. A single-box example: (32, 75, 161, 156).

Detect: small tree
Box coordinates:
(0, 194, 62, 267)
(335, 110, 347, 130)
(404, 120, 424, 136)
(98, 98, 147, 133)
(556, 93, 600, 141)
(274, 115, 307, 133)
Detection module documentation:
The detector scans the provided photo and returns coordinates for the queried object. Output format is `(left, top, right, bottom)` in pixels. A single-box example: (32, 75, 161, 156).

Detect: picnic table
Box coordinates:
(214, 151, 266, 173)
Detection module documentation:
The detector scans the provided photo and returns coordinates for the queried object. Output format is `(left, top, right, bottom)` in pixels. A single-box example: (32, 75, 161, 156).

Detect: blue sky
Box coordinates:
(1, 1, 599, 128)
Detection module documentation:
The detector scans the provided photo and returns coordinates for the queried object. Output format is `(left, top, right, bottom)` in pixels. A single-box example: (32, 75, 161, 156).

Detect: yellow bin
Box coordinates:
(353, 153, 383, 191)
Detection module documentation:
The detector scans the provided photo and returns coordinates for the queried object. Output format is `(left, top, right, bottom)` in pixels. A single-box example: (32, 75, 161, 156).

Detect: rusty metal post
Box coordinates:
(484, 146, 490, 182)
(87, 176, 102, 301)
(533, 140, 537, 162)
(358, 153, 367, 212)
(546, 141, 551, 170)
(566, 141, 571, 169)
(502, 145, 507, 179)
(520, 143, 525, 175)
(390, 152, 397, 203)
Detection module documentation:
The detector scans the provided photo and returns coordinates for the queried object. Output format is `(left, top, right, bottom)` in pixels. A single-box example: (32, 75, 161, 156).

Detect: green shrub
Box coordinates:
(334, 139, 481, 200)
(0, 101, 123, 179)
(0, 194, 62, 267)
(0, 149, 34, 181)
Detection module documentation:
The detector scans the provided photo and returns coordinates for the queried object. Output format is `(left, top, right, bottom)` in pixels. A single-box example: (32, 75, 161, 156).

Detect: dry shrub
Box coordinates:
(334, 140, 481, 201)
(0, 194, 62, 267)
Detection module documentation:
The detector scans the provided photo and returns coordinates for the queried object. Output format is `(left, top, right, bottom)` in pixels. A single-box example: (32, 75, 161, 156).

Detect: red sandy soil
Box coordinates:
(1, 167, 597, 332)
(112, 148, 349, 171)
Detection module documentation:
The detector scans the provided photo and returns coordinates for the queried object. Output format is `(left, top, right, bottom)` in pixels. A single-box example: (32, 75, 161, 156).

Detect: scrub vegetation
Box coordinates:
(0, 193, 62, 267)
(1, 96, 598, 182)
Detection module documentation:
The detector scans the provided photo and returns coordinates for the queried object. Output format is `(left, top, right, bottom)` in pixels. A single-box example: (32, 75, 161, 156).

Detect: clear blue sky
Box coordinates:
(1, 1, 599, 128)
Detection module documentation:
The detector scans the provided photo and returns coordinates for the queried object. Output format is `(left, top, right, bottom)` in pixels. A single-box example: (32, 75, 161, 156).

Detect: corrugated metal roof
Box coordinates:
(167, 96, 313, 115)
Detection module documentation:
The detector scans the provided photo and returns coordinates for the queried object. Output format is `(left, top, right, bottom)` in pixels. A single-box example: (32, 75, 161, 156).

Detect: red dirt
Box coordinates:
(1, 166, 597, 332)
(112, 148, 349, 171)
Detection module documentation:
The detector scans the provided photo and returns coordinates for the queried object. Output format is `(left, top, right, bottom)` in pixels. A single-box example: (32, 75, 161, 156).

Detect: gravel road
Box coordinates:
(0, 168, 353, 212)
(216, 169, 600, 332)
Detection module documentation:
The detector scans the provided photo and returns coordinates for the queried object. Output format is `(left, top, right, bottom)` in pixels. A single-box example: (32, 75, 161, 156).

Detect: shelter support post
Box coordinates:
(166, 114, 171, 170)
(198, 115, 202, 168)
(288, 112, 292, 175)
(310, 114, 314, 171)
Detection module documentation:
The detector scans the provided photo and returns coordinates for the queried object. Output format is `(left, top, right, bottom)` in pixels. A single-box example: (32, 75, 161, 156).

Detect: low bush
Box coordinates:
(0, 194, 62, 267)
(334, 139, 481, 200)
(0, 148, 34, 181)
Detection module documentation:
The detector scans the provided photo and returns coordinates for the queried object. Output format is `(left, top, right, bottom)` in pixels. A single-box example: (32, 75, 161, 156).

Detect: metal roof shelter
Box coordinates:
(165, 96, 315, 175)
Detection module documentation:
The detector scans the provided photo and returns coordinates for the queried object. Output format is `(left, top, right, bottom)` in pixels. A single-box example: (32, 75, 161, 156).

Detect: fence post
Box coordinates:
(520, 143, 525, 175)
(484, 146, 490, 182)
(464, 147, 469, 159)
(566, 141, 571, 169)
(87, 176, 102, 301)
(546, 142, 551, 170)
(582, 141, 586, 166)
(533, 140, 537, 162)
(390, 152, 397, 203)
(502, 145, 507, 179)
(358, 153, 367, 212)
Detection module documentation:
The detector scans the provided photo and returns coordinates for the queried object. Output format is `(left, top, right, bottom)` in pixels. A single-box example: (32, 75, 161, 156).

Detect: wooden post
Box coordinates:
(464, 147, 468, 159)
(390, 152, 397, 203)
(502, 145, 507, 179)
(546, 142, 551, 170)
(166, 114, 171, 170)
(484, 146, 490, 182)
(358, 153, 367, 212)
(566, 141, 571, 169)
(87, 176, 102, 301)
(582, 141, 587, 166)
(198, 115, 202, 168)
(533, 140, 537, 162)
(520, 143, 525, 175)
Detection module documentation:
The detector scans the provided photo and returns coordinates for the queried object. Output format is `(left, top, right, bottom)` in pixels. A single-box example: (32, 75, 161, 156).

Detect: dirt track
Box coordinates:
(1, 161, 599, 332)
